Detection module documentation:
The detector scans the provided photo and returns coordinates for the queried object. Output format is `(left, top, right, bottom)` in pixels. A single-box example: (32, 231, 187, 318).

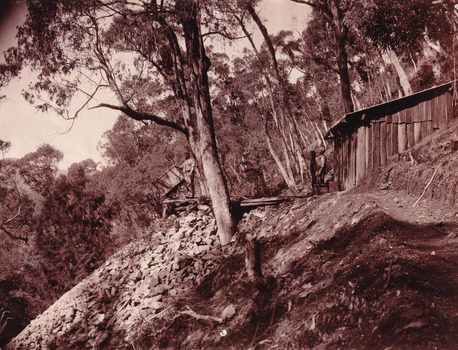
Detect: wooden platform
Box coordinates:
(164, 196, 305, 207)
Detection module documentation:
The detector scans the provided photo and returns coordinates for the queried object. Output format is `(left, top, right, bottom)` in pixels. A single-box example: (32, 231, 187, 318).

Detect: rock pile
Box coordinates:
(6, 206, 221, 349)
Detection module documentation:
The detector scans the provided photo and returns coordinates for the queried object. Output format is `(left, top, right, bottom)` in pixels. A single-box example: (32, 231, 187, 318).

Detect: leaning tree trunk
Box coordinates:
(385, 49, 413, 96)
(181, 1, 235, 245)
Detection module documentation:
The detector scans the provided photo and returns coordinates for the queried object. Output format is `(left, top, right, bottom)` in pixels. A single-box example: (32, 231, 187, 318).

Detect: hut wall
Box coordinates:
(335, 84, 455, 190)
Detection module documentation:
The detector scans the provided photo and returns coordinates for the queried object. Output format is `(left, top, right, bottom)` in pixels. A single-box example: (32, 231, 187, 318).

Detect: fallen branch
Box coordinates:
(413, 165, 440, 207)
(0, 226, 28, 243)
(179, 306, 223, 324)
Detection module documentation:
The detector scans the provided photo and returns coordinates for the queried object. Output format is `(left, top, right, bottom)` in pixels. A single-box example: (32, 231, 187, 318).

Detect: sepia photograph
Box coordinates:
(0, 0, 457, 348)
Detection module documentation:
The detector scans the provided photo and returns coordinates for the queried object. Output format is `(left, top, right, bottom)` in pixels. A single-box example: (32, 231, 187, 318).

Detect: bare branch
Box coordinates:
(289, 0, 332, 23)
(202, 31, 247, 40)
(2, 204, 22, 226)
(90, 103, 188, 136)
(0, 226, 28, 243)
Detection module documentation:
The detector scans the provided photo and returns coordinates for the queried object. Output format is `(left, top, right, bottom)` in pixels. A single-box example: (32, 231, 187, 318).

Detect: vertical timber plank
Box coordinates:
(356, 126, 366, 185)
(349, 132, 357, 188)
(432, 96, 439, 129)
(405, 107, 413, 124)
(398, 122, 407, 153)
(392, 121, 398, 155)
(407, 122, 415, 149)
(437, 94, 445, 128)
(425, 99, 432, 121)
(418, 102, 426, 122)
(367, 123, 373, 171)
(335, 138, 342, 190)
(386, 120, 392, 160)
(364, 126, 372, 174)
(342, 136, 349, 190)
(414, 122, 422, 144)
(446, 90, 453, 122)
(380, 121, 387, 167)
(374, 122, 380, 168)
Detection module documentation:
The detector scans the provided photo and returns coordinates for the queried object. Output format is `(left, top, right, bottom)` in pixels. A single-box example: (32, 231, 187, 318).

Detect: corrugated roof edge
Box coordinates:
(325, 80, 456, 140)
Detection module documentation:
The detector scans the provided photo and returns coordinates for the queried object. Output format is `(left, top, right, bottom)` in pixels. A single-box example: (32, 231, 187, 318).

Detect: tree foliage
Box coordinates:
(33, 160, 116, 296)
(0, 158, 34, 243)
(9, 0, 236, 244)
(353, 0, 455, 51)
(18, 144, 63, 197)
(98, 116, 187, 226)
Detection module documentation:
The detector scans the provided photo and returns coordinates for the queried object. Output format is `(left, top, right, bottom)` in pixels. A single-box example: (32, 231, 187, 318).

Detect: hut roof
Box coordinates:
(325, 80, 455, 140)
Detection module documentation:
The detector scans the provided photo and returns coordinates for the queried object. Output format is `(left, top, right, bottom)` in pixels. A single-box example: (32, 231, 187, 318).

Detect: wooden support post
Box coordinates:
(245, 235, 263, 280)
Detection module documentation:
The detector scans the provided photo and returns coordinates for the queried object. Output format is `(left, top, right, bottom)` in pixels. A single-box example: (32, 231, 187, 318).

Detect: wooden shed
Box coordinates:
(325, 81, 456, 191)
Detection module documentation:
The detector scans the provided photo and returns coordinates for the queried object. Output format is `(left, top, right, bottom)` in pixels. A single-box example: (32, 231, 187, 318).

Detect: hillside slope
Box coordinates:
(5, 119, 458, 350)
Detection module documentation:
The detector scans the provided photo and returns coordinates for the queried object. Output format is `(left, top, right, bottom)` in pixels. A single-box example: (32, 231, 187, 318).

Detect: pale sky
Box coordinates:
(0, 0, 311, 169)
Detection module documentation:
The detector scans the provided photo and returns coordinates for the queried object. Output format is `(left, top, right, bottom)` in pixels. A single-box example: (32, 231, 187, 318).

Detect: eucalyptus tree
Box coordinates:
(0, 157, 33, 243)
(8, 0, 235, 244)
(352, 0, 456, 92)
(99, 116, 187, 225)
(291, 0, 354, 113)
(213, 0, 310, 193)
(290, 0, 456, 112)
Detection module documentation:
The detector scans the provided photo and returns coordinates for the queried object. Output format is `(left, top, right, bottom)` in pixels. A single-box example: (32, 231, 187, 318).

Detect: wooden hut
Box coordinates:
(325, 81, 456, 191)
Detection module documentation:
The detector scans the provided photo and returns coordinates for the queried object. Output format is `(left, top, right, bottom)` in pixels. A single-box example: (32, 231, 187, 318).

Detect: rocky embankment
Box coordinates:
(6, 205, 222, 349)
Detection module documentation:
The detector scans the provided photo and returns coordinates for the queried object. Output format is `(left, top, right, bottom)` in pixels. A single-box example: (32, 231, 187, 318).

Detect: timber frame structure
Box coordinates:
(325, 81, 456, 191)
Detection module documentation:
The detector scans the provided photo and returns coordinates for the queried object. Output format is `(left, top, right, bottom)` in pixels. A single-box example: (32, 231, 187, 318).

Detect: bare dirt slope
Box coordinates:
(5, 119, 458, 349)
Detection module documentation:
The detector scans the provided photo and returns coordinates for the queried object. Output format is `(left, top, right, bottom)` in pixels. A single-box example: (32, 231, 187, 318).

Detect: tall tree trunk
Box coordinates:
(329, 0, 354, 114)
(247, 4, 308, 163)
(181, 1, 235, 245)
(243, 5, 307, 189)
(263, 116, 298, 194)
